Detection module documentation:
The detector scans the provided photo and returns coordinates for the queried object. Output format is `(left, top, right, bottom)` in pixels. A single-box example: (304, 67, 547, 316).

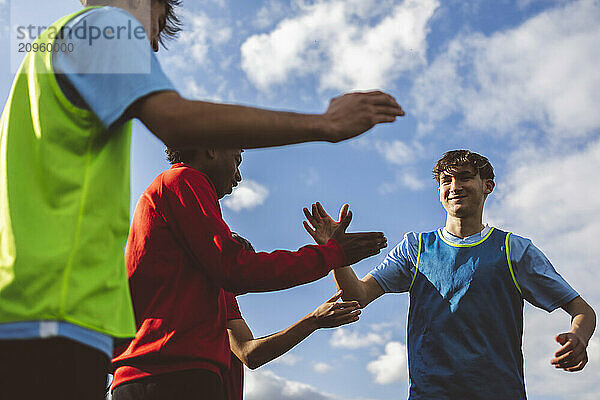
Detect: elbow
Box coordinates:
(341, 291, 369, 308)
(243, 351, 265, 370)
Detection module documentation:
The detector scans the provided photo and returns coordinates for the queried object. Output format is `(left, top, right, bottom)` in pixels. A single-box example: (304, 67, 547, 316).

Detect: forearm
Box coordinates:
(147, 94, 329, 149)
(240, 314, 318, 369)
(218, 240, 345, 294)
(333, 266, 366, 304)
(567, 301, 596, 345)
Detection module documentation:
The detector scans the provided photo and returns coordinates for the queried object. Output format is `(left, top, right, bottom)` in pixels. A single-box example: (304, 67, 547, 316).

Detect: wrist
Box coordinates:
(305, 312, 320, 331)
(312, 114, 334, 142)
(569, 329, 589, 346)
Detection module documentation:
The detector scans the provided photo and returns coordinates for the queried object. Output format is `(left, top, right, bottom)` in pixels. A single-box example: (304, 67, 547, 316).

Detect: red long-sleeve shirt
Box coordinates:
(112, 164, 345, 390)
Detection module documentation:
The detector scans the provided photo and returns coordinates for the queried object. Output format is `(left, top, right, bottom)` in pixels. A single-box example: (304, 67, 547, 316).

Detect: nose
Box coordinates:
(449, 178, 462, 192)
(233, 169, 241, 186)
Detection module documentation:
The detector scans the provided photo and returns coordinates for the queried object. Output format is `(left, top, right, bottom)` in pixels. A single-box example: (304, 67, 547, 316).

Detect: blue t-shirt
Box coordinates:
(53, 6, 175, 127)
(370, 225, 578, 311)
(0, 6, 175, 357)
(369, 226, 578, 400)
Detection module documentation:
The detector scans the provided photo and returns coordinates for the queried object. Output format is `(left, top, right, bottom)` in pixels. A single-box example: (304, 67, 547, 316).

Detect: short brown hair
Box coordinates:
(433, 150, 494, 183)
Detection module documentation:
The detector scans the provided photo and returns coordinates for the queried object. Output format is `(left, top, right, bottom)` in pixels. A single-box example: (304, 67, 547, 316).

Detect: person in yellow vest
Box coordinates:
(0, 1, 404, 399)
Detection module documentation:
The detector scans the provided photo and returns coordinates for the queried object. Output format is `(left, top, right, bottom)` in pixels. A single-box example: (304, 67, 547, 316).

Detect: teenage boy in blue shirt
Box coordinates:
(303, 149, 596, 400)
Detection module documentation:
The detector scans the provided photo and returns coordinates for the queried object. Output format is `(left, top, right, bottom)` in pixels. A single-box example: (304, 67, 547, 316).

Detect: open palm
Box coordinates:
(303, 202, 350, 245)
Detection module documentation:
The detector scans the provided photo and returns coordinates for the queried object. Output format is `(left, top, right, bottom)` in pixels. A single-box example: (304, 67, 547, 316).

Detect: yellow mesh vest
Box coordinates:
(0, 7, 136, 337)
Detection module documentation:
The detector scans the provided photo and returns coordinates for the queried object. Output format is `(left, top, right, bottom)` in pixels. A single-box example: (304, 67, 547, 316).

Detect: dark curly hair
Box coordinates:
(81, 0, 182, 47)
(156, 0, 182, 47)
(165, 147, 196, 165)
(433, 150, 494, 183)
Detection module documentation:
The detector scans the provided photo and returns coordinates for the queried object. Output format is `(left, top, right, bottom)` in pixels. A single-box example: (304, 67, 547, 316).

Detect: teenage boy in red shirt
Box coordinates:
(111, 147, 386, 399)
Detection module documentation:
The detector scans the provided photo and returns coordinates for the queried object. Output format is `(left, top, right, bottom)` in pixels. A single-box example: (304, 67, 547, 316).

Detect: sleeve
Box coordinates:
(159, 169, 347, 294)
(368, 232, 419, 293)
(53, 7, 176, 127)
(509, 234, 579, 312)
(224, 291, 243, 321)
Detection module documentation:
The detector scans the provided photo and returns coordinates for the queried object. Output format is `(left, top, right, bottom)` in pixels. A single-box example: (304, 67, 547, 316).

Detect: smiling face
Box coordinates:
(438, 165, 494, 219)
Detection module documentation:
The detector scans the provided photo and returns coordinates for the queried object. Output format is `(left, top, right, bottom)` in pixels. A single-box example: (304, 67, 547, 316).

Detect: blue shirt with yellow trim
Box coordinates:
(369, 226, 578, 400)
(370, 225, 578, 312)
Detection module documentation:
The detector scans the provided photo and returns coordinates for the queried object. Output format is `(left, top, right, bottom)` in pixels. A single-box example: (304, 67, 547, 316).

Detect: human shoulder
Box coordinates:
(158, 164, 213, 190)
(70, 6, 144, 29)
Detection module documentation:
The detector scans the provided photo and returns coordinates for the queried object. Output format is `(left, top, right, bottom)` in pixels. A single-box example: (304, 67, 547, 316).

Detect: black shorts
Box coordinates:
(112, 369, 227, 400)
(0, 337, 109, 400)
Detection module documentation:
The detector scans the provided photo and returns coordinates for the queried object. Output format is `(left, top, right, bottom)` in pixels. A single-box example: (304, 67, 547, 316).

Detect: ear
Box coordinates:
(128, 0, 144, 9)
(206, 148, 217, 160)
(483, 179, 495, 195)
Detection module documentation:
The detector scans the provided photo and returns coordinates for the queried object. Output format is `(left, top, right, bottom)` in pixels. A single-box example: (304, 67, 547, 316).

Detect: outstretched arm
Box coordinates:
(551, 296, 596, 372)
(228, 291, 360, 370)
(160, 173, 387, 294)
(128, 90, 404, 149)
(303, 203, 385, 307)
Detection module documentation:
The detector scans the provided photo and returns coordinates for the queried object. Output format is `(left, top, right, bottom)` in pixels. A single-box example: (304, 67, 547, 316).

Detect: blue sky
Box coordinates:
(2, 0, 600, 399)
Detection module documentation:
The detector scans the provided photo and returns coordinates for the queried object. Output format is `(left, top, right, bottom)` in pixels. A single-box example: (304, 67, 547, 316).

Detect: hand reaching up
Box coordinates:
(303, 202, 387, 266)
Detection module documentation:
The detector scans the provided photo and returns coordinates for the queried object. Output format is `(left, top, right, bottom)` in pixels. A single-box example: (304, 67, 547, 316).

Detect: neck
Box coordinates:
(444, 214, 484, 238)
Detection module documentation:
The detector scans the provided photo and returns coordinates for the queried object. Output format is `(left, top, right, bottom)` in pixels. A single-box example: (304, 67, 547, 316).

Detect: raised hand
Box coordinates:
(303, 202, 349, 245)
(311, 290, 361, 329)
(303, 202, 387, 265)
(323, 91, 405, 143)
(551, 332, 589, 372)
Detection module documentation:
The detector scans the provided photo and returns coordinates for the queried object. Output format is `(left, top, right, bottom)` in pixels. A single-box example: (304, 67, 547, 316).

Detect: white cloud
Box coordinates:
(412, 0, 600, 140)
(254, 0, 289, 29)
(366, 341, 408, 384)
(241, 0, 439, 91)
(484, 141, 600, 398)
(223, 180, 269, 212)
(374, 140, 423, 167)
(245, 369, 338, 400)
(330, 327, 389, 349)
(176, 10, 232, 67)
(271, 353, 302, 366)
(313, 362, 333, 374)
(379, 170, 427, 194)
(486, 140, 600, 296)
(517, 309, 600, 400)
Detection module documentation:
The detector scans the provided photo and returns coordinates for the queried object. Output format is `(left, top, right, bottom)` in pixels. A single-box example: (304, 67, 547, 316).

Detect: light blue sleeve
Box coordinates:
(53, 7, 176, 127)
(368, 232, 419, 293)
(509, 234, 579, 312)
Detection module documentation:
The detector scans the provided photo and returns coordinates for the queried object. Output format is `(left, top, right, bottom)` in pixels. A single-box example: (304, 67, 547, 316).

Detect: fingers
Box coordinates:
(328, 309, 361, 327)
(326, 290, 343, 303)
(339, 232, 387, 265)
(338, 204, 349, 222)
(553, 339, 574, 358)
(551, 333, 588, 372)
(333, 210, 353, 237)
(303, 207, 318, 228)
(315, 202, 330, 220)
(303, 220, 318, 240)
(363, 91, 405, 116)
(565, 357, 588, 372)
(555, 333, 568, 346)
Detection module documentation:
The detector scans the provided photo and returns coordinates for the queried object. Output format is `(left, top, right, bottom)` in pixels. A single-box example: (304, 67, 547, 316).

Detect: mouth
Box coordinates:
(448, 195, 466, 201)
